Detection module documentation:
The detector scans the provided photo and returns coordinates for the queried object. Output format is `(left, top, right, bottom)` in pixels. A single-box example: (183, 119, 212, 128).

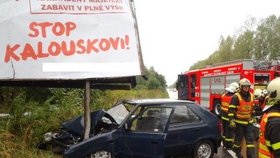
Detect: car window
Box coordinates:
(170, 105, 200, 124)
(128, 106, 172, 133)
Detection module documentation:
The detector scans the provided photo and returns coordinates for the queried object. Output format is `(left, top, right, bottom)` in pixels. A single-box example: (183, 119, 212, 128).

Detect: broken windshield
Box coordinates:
(106, 102, 134, 124)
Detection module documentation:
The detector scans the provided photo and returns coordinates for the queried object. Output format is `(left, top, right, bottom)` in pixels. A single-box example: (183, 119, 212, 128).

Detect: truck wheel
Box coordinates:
(213, 100, 221, 117)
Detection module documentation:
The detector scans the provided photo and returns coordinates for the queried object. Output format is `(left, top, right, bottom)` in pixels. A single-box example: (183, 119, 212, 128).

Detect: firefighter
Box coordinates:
(258, 78, 280, 158)
(254, 89, 264, 117)
(221, 82, 239, 149)
(260, 89, 269, 110)
(228, 78, 256, 158)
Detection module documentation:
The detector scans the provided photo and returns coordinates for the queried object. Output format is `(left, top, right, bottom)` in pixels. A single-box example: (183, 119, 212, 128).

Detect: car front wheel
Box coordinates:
(192, 140, 214, 158)
(89, 150, 112, 158)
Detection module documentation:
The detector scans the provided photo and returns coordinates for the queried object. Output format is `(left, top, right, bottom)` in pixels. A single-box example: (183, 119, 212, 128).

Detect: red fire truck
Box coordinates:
(177, 59, 280, 116)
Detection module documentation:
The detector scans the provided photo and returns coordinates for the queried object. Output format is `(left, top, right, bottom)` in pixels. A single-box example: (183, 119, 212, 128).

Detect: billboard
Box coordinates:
(0, 0, 143, 80)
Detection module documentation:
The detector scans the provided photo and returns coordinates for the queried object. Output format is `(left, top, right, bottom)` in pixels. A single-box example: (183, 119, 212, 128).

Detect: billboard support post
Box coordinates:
(83, 80, 91, 140)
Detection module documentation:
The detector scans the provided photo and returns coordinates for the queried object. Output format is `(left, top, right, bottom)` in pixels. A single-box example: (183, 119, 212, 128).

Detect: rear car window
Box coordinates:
(170, 105, 200, 124)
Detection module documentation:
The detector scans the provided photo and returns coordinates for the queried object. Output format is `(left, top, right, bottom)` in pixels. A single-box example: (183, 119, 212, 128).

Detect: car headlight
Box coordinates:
(44, 132, 53, 142)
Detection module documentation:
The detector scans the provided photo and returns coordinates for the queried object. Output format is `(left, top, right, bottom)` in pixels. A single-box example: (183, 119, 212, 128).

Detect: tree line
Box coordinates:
(190, 15, 280, 70)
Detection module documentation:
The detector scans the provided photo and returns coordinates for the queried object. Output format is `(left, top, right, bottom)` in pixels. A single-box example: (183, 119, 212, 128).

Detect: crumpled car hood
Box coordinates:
(61, 110, 116, 137)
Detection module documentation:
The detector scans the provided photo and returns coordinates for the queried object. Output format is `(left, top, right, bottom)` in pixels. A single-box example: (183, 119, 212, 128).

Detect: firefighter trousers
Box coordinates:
(221, 114, 234, 148)
(233, 123, 256, 158)
(222, 120, 234, 148)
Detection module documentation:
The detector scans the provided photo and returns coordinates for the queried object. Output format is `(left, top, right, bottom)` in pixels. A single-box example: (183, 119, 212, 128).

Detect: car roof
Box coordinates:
(124, 98, 195, 105)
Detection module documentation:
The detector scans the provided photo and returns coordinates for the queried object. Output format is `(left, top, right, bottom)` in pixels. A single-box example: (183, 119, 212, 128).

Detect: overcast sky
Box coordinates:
(133, 0, 280, 86)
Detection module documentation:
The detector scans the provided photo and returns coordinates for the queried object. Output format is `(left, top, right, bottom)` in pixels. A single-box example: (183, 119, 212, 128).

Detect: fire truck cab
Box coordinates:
(177, 59, 280, 116)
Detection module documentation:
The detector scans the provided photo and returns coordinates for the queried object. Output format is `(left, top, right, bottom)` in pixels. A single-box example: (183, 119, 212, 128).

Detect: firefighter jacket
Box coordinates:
(228, 91, 254, 125)
(221, 92, 234, 121)
(259, 105, 280, 158)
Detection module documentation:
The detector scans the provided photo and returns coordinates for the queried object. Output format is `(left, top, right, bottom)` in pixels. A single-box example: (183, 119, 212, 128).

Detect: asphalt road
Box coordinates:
(214, 146, 236, 158)
(166, 88, 178, 99)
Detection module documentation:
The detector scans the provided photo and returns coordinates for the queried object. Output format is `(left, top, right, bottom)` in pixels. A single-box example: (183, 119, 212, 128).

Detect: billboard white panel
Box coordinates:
(0, 0, 143, 80)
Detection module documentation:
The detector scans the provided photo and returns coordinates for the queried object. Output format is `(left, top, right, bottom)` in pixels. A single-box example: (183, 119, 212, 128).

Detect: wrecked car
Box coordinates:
(40, 104, 122, 154)
(43, 99, 222, 158)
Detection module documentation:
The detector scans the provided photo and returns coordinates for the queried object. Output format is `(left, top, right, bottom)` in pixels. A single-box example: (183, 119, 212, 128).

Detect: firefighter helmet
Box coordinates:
(261, 89, 268, 96)
(239, 78, 251, 87)
(267, 78, 280, 101)
(254, 89, 262, 98)
(226, 82, 239, 93)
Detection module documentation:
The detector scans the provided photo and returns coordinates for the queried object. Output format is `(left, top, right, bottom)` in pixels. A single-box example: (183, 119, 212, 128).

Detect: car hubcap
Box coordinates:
(91, 151, 111, 158)
(197, 143, 211, 158)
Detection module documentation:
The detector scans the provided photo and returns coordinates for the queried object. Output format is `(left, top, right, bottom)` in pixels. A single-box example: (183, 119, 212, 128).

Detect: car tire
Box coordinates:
(88, 150, 113, 158)
(51, 145, 65, 154)
(213, 100, 221, 117)
(192, 140, 214, 158)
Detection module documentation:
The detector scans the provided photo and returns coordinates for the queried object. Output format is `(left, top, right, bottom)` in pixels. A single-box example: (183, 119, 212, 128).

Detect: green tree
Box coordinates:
(233, 30, 254, 59)
(135, 66, 167, 90)
(188, 15, 280, 71)
(218, 36, 235, 62)
(254, 15, 280, 60)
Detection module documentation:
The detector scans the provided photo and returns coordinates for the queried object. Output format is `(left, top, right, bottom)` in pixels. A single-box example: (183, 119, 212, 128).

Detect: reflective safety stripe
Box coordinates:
(236, 113, 251, 119)
(224, 138, 233, 142)
(265, 137, 280, 150)
(259, 136, 265, 144)
(266, 140, 271, 147)
(246, 144, 255, 148)
(259, 143, 272, 158)
(221, 116, 229, 121)
(234, 144, 241, 148)
(235, 120, 248, 125)
(228, 113, 234, 117)
(221, 107, 228, 112)
(259, 143, 268, 150)
(264, 113, 280, 122)
(272, 142, 280, 150)
(234, 119, 253, 125)
(258, 152, 272, 158)
(237, 111, 251, 115)
(229, 105, 236, 108)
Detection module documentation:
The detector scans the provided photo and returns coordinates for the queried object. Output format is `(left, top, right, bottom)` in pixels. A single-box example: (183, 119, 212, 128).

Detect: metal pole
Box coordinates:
(129, 0, 145, 74)
(83, 80, 91, 140)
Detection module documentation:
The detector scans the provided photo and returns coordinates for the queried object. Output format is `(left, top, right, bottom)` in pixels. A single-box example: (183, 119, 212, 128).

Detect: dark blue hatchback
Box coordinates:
(62, 99, 222, 158)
